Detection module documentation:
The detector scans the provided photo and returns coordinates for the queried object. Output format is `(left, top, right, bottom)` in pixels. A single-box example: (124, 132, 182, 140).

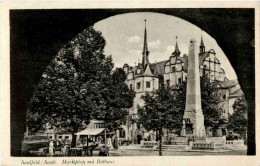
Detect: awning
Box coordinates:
(75, 128, 105, 136)
(230, 132, 240, 136)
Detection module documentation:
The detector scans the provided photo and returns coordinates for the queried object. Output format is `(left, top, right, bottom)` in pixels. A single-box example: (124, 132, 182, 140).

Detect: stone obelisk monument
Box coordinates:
(181, 39, 206, 138)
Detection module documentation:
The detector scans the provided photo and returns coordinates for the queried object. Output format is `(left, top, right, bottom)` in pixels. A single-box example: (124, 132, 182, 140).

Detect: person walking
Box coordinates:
(48, 140, 55, 157)
(113, 136, 119, 150)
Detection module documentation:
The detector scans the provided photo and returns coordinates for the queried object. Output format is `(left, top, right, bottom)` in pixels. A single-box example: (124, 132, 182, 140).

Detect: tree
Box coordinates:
(27, 27, 135, 146)
(96, 68, 135, 134)
(138, 86, 181, 156)
(173, 75, 223, 133)
(200, 76, 223, 128)
(227, 97, 247, 137)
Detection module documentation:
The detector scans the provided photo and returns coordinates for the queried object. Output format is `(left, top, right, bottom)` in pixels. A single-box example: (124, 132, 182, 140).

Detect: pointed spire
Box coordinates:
(200, 30, 205, 54)
(173, 36, 180, 56)
(200, 31, 205, 47)
(143, 19, 148, 54)
(142, 19, 149, 69)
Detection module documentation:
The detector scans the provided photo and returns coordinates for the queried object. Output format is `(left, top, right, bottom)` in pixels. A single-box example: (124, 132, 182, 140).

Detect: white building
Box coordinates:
(122, 21, 243, 142)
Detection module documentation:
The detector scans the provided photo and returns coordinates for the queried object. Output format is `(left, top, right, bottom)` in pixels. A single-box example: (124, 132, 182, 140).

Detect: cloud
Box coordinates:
(148, 40, 160, 49)
(127, 35, 141, 43)
(164, 45, 175, 56)
(127, 49, 142, 56)
(163, 43, 189, 56)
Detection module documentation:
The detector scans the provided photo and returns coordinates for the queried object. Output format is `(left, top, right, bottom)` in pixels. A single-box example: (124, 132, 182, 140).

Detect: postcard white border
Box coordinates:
(1, 1, 259, 166)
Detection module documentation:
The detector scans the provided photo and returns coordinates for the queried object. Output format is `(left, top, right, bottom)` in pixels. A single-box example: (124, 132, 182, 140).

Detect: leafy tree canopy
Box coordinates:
(138, 86, 181, 133)
(227, 97, 247, 135)
(27, 27, 135, 137)
(173, 75, 223, 130)
(138, 85, 181, 156)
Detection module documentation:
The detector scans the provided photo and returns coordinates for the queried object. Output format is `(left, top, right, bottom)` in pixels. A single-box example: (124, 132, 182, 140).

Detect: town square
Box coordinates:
(20, 12, 249, 157)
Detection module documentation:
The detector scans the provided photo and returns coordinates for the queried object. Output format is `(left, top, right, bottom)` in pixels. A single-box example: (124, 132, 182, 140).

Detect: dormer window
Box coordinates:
(137, 69, 141, 74)
(94, 123, 104, 128)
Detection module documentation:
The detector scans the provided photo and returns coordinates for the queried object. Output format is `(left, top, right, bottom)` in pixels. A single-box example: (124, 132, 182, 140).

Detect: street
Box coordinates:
(108, 148, 247, 156)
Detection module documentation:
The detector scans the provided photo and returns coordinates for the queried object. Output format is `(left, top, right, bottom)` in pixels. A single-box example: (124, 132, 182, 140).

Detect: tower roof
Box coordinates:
(142, 19, 149, 69)
(200, 33, 205, 47)
(173, 36, 180, 55)
(142, 19, 148, 55)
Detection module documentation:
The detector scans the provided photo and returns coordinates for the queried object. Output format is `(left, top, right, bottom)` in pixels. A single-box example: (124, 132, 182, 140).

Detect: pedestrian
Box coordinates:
(107, 137, 112, 148)
(48, 140, 55, 157)
(99, 145, 108, 156)
(89, 141, 97, 156)
(62, 144, 68, 156)
(113, 136, 119, 150)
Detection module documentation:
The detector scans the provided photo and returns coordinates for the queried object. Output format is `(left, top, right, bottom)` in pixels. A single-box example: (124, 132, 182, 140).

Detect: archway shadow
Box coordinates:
(10, 9, 255, 156)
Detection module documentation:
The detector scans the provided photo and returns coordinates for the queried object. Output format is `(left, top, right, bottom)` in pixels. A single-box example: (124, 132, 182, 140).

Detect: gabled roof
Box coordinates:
(217, 79, 244, 98)
(150, 60, 167, 76)
(124, 48, 223, 79)
(218, 79, 239, 89)
(143, 64, 153, 76)
(199, 52, 210, 65)
(229, 88, 244, 98)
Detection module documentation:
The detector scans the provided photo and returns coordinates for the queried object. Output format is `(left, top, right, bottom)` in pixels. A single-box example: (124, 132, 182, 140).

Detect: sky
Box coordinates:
(94, 12, 237, 80)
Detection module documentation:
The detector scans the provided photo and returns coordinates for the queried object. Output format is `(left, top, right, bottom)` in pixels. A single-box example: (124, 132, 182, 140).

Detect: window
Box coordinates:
(178, 78, 182, 84)
(137, 69, 141, 74)
(65, 136, 69, 139)
(94, 123, 104, 128)
(166, 80, 170, 87)
(49, 136, 52, 139)
(58, 136, 62, 139)
(129, 84, 133, 90)
(223, 94, 226, 100)
(203, 65, 207, 75)
(137, 82, 141, 89)
(146, 81, 151, 88)
(119, 130, 126, 138)
(172, 66, 176, 72)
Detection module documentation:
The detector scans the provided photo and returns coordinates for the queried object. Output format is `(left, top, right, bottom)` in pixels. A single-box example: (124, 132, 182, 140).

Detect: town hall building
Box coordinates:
(122, 21, 243, 143)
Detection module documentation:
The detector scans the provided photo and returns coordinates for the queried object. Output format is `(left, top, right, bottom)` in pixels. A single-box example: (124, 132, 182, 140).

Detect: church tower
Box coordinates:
(142, 20, 149, 70)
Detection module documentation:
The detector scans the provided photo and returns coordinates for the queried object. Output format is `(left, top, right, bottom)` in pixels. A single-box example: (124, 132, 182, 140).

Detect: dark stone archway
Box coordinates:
(10, 9, 255, 156)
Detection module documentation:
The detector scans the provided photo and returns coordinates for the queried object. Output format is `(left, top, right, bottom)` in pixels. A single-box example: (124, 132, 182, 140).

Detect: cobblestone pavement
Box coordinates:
(108, 149, 247, 156)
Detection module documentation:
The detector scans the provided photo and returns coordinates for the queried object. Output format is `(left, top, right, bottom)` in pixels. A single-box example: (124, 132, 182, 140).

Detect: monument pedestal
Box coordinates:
(191, 136, 226, 150)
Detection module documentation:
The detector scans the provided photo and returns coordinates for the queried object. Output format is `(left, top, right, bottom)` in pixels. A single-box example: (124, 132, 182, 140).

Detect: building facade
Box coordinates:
(122, 22, 243, 142)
